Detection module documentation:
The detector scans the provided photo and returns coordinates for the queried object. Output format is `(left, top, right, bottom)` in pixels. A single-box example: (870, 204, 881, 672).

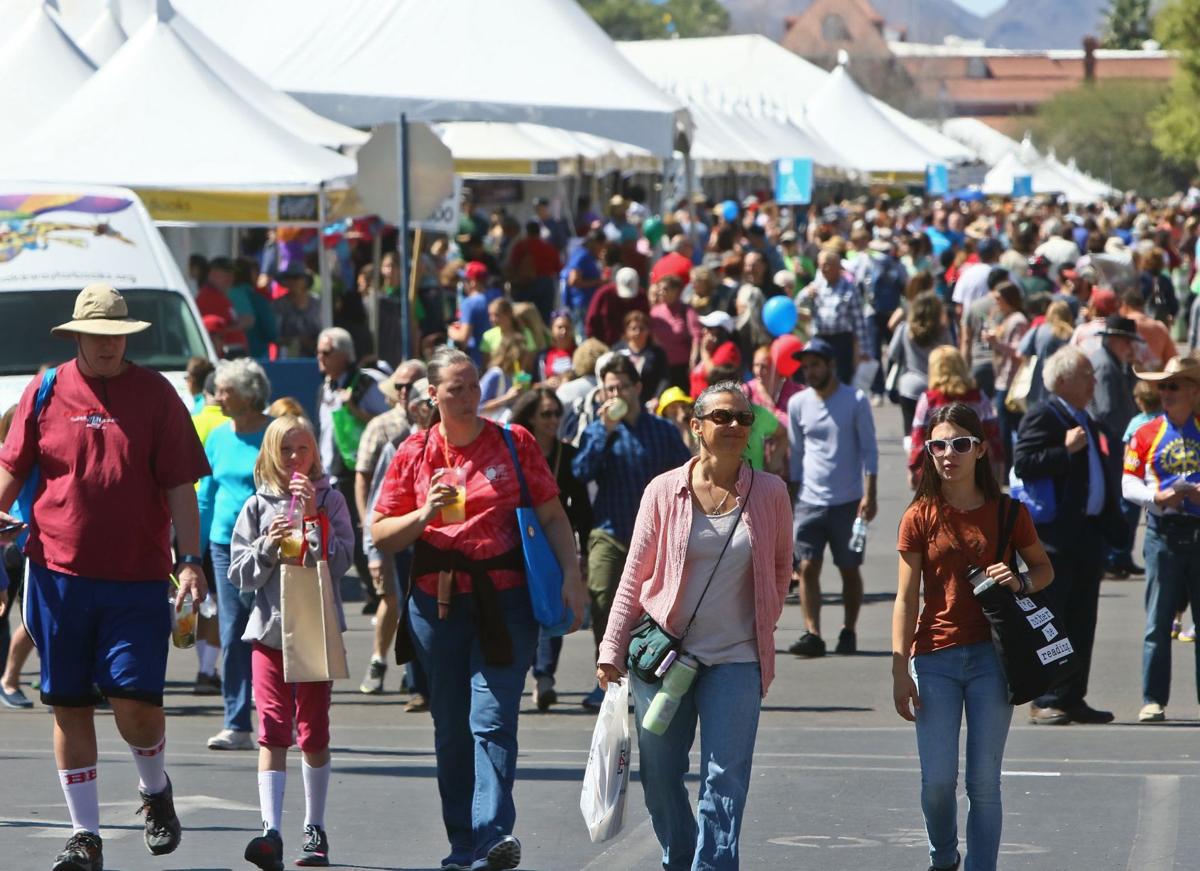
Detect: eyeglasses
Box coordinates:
(925, 436, 981, 457)
(1157, 382, 1183, 392)
(698, 409, 755, 427)
(538, 409, 562, 419)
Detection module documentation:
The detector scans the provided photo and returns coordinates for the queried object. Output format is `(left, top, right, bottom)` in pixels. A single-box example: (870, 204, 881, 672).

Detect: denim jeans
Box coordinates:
(531, 634, 562, 679)
(408, 585, 538, 866)
(911, 641, 1013, 871)
(631, 661, 762, 871)
(210, 542, 255, 733)
(1142, 520, 1200, 706)
(394, 548, 428, 697)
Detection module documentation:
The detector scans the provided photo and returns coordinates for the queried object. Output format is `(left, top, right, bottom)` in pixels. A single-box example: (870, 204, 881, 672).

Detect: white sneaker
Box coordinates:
(1138, 703, 1166, 723)
(206, 728, 254, 750)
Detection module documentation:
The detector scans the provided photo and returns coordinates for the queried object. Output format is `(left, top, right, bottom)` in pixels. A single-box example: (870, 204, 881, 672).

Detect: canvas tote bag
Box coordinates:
(281, 512, 350, 683)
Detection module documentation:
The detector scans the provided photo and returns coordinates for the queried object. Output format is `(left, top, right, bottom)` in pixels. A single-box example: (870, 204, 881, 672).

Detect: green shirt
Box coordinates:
(742, 404, 780, 471)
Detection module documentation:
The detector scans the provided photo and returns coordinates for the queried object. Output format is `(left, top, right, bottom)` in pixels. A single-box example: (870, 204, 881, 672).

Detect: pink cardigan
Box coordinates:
(598, 459, 794, 696)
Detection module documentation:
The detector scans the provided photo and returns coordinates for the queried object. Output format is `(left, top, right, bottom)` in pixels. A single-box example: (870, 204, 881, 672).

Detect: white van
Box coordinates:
(0, 183, 216, 413)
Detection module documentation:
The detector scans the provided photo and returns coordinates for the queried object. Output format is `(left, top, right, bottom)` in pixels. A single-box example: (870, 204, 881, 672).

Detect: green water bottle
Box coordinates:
(642, 656, 698, 735)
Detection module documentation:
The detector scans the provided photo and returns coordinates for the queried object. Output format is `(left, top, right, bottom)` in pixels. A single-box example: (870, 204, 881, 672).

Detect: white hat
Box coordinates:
(698, 310, 734, 332)
(615, 266, 640, 299)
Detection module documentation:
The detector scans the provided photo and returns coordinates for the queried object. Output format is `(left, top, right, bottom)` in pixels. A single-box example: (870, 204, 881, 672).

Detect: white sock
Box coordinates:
(58, 766, 100, 835)
(197, 640, 220, 676)
(129, 737, 168, 794)
(258, 770, 286, 832)
(302, 760, 330, 829)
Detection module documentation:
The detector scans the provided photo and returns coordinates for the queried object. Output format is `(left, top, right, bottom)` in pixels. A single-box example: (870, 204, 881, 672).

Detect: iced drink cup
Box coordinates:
(441, 467, 467, 524)
(171, 594, 196, 649)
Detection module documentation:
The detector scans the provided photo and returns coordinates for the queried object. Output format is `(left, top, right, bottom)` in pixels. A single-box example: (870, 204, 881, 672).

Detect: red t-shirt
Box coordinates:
(650, 251, 694, 286)
(374, 422, 559, 596)
(0, 361, 211, 581)
(897, 497, 1037, 655)
(509, 237, 562, 278)
(196, 283, 247, 352)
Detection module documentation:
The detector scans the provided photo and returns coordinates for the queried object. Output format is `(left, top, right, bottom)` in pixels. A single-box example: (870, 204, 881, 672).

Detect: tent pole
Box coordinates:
(397, 114, 412, 361)
(369, 233, 381, 348)
(408, 226, 423, 361)
(318, 182, 332, 329)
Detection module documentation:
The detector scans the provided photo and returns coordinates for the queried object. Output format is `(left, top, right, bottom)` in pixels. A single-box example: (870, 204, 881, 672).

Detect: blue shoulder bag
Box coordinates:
(13, 367, 57, 549)
(1008, 399, 1074, 525)
(500, 424, 573, 637)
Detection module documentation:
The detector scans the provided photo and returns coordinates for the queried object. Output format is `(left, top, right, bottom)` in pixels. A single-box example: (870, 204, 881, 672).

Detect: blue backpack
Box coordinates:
(13, 367, 57, 548)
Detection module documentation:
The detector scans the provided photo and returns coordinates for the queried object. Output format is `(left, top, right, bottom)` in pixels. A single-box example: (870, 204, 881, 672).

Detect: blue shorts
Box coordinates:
(24, 563, 172, 707)
(794, 500, 863, 569)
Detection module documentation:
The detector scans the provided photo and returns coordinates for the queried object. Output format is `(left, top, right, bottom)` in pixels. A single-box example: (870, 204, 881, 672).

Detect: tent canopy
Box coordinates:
(77, 0, 127, 64)
(431, 121, 653, 177)
(0, 0, 356, 190)
(939, 117, 1023, 167)
(1, 2, 95, 130)
(176, 0, 689, 156)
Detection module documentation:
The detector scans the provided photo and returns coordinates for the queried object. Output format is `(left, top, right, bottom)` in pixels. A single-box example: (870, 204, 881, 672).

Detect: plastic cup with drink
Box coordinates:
(169, 574, 197, 649)
(279, 473, 306, 560)
(440, 466, 467, 524)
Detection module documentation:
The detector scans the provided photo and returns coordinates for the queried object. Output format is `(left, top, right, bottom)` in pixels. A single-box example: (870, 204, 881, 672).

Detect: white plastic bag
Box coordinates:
(580, 681, 631, 843)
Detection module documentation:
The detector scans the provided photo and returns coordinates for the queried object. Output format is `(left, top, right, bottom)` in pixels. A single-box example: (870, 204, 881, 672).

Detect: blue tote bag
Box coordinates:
(500, 425, 572, 636)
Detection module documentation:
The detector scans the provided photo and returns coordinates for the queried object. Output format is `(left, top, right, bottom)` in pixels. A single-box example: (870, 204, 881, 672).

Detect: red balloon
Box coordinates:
(771, 335, 805, 378)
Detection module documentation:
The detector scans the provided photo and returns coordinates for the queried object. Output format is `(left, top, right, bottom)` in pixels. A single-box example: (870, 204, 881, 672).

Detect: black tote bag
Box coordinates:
(970, 496, 1082, 705)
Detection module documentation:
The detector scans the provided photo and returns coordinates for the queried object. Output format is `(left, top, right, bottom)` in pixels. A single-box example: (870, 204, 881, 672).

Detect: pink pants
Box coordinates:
(251, 642, 332, 752)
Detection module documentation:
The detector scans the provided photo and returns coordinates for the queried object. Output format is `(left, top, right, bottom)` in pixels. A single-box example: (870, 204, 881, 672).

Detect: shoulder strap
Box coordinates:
(500, 424, 534, 509)
(995, 494, 1020, 566)
(34, 367, 57, 417)
(681, 470, 755, 642)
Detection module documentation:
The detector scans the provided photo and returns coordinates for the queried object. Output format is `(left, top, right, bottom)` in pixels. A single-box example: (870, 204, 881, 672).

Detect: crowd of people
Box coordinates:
(2, 183, 1200, 871)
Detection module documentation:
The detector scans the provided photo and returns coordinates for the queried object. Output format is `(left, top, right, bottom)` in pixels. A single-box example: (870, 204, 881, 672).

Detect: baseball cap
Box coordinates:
(698, 311, 734, 332)
(656, 386, 693, 416)
(1090, 287, 1118, 316)
(977, 238, 1002, 259)
(800, 336, 836, 361)
(463, 261, 488, 282)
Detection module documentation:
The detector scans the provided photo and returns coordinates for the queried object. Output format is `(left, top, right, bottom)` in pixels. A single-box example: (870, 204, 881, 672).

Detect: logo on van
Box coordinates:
(0, 194, 135, 265)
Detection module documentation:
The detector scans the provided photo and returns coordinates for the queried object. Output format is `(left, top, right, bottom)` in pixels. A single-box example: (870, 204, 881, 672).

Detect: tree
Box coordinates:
(1150, 0, 1200, 166)
(1101, 0, 1152, 49)
(1031, 79, 1192, 196)
(579, 0, 730, 40)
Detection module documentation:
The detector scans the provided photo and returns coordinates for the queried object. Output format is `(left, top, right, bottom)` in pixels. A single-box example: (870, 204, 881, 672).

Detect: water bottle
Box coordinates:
(641, 656, 698, 736)
(849, 517, 868, 554)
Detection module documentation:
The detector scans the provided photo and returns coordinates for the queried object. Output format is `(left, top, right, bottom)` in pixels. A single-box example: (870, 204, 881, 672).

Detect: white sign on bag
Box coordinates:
(1037, 638, 1074, 665)
(1015, 596, 1037, 612)
(1042, 623, 1059, 642)
(1026, 607, 1053, 629)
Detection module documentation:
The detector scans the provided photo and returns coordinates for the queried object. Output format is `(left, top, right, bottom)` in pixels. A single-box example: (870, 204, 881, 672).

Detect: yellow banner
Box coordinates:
(134, 190, 323, 224)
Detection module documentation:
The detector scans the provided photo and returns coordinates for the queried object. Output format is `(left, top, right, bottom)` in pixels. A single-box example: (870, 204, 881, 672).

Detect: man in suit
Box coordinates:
(1013, 345, 1129, 725)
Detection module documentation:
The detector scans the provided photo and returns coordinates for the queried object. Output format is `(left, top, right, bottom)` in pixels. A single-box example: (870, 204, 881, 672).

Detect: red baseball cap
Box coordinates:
(463, 261, 488, 282)
(1090, 287, 1118, 316)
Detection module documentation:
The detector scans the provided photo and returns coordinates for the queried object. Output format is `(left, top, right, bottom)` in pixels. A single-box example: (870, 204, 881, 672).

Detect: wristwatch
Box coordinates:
(177, 554, 204, 568)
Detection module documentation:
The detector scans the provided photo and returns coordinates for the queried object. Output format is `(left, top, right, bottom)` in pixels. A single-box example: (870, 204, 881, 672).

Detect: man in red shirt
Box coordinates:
(196, 257, 251, 357)
(0, 284, 210, 871)
(649, 234, 695, 287)
(586, 267, 649, 346)
(507, 220, 561, 323)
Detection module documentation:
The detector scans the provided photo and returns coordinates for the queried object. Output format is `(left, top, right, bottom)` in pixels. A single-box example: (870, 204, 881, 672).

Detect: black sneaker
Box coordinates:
(137, 775, 181, 856)
(928, 852, 961, 871)
(52, 831, 103, 871)
(788, 631, 826, 658)
(359, 658, 387, 695)
(835, 628, 857, 654)
(470, 835, 521, 870)
(295, 824, 330, 867)
(244, 825, 284, 871)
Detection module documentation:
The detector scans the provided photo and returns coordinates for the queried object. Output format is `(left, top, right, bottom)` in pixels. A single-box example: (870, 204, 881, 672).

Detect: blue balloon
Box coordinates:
(763, 295, 798, 337)
(720, 200, 739, 222)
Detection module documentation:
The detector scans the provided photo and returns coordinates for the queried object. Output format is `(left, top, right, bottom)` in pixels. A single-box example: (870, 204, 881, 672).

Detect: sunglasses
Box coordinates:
(538, 409, 562, 419)
(1157, 382, 1183, 392)
(925, 436, 981, 457)
(698, 409, 755, 427)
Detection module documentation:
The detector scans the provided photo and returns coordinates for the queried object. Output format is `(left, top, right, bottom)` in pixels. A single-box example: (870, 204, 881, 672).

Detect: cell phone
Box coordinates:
(0, 521, 27, 535)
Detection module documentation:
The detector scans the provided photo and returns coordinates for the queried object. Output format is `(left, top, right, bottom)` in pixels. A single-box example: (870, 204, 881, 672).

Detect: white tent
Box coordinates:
(432, 121, 652, 175)
(175, 0, 689, 157)
(0, 2, 95, 130)
(0, 0, 355, 189)
(619, 35, 974, 168)
(77, 0, 126, 64)
(804, 62, 944, 174)
(939, 117, 1023, 166)
(982, 151, 1105, 201)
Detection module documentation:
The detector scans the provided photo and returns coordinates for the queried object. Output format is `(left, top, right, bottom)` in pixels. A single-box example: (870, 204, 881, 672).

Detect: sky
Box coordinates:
(948, 0, 1009, 14)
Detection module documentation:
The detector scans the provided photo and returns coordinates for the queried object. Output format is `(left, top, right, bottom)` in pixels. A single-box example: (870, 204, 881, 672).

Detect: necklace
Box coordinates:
(696, 478, 735, 516)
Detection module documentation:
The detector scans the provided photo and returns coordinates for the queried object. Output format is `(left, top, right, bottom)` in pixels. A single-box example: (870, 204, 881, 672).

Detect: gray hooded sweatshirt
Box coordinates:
(229, 476, 354, 650)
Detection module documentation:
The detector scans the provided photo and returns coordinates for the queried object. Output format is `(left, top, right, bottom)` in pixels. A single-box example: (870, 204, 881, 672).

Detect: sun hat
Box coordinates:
(656, 386, 693, 416)
(1135, 356, 1200, 385)
(1098, 315, 1143, 342)
(698, 310, 734, 332)
(51, 283, 151, 337)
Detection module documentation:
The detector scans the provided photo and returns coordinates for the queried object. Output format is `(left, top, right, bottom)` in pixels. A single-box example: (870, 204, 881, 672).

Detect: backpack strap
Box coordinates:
(995, 493, 1021, 566)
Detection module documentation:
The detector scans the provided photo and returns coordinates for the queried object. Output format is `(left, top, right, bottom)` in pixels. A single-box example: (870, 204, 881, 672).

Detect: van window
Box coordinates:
(0, 289, 209, 376)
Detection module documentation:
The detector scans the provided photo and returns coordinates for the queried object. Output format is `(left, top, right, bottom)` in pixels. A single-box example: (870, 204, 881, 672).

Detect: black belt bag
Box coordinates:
(625, 472, 754, 683)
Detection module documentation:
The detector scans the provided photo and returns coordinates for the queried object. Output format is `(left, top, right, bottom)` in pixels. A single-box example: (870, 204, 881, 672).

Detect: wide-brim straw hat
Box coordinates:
(1135, 355, 1200, 384)
(51, 283, 151, 337)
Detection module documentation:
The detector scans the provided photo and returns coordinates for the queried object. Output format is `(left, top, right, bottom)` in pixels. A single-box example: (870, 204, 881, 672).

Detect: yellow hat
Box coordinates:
(656, 386, 693, 416)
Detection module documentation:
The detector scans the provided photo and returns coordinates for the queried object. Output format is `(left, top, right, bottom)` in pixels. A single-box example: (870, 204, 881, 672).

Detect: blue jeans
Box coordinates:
(631, 661, 762, 871)
(394, 548, 428, 697)
(1142, 520, 1200, 706)
(911, 642, 1013, 871)
(531, 634, 562, 679)
(409, 585, 538, 866)
(210, 543, 255, 733)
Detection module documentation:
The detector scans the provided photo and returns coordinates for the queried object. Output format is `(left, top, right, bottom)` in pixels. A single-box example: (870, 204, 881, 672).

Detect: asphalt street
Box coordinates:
(1, 406, 1197, 870)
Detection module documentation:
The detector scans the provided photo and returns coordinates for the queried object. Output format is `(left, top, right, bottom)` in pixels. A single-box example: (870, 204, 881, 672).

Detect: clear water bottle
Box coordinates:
(641, 656, 698, 736)
(849, 516, 868, 554)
